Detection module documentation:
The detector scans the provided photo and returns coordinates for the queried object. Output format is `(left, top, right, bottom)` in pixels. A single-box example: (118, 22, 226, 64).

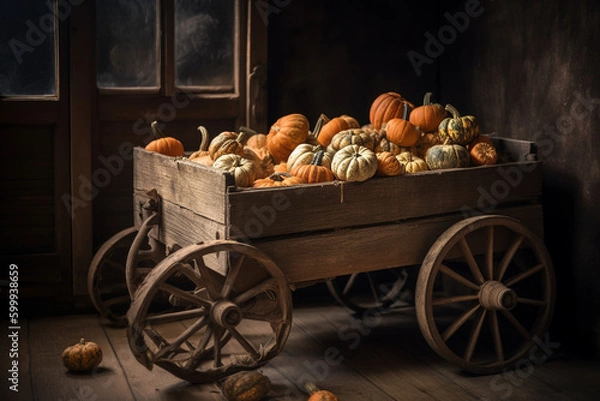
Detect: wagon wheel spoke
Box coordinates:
(504, 263, 545, 287)
(212, 326, 224, 368)
(495, 234, 524, 281)
(228, 327, 261, 361)
(441, 304, 480, 342)
(220, 254, 245, 298)
(154, 316, 210, 361)
(233, 277, 278, 306)
(438, 264, 480, 291)
(342, 274, 360, 296)
(183, 324, 216, 371)
(102, 295, 131, 309)
(500, 309, 532, 341)
(517, 297, 548, 307)
(485, 226, 494, 281)
(158, 282, 212, 308)
(194, 258, 221, 300)
(464, 308, 487, 362)
(459, 237, 485, 284)
(488, 310, 504, 362)
(432, 294, 479, 306)
(145, 307, 207, 325)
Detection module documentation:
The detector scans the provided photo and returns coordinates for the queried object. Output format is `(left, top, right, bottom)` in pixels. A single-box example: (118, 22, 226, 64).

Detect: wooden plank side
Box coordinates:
(27, 314, 135, 401)
(228, 161, 543, 239)
(133, 147, 232, 225)
(252, 205, 544, 285)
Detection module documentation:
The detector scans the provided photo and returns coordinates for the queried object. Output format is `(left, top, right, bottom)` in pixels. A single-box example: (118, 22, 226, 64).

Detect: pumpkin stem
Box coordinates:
(311, 114, 328, 139)
(79, 338, 86, 345)
(402, 103, 410, 120)
(236, 131, 249, 146)
(423, 92, 433, 105)
(304, 382, 319, 395)
(239, 126, 258, 136)
(444, 104, 461, 119)
(196, 126, 209, 151)
(269, 172, 291, 182)
(150, 120, 165, 139)
(311, 150, 325, 166)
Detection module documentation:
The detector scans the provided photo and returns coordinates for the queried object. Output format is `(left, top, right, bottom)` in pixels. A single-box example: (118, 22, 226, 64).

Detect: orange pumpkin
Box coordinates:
(266, 113, 309, 163)
(376, 151, 404, 176)
(243, 126, 268, 151)
(466, 133, 494, 150)
(369, 91, 414, 130)
(339, 114, 361, 128)
(62, 338, 103, 372)
(290, 150, 335, 184)
(305, 382, 339, 401)
(318, 116, 351, 147)
(469, 142, 498, 165)
(409, 92, 448, 132)
(383, 104, 420, 147)
(252, 172, 305, 187)
(145, 121, 185, 157)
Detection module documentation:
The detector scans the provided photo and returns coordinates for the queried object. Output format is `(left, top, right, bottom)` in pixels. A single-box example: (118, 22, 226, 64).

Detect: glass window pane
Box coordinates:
(175, 0, 236, 90)
(0, 1, 56, 96)
(96, 0, 159, 88)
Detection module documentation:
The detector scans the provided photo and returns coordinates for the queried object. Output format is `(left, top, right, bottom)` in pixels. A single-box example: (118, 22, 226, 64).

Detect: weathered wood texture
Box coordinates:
(3, 301, 600, 401)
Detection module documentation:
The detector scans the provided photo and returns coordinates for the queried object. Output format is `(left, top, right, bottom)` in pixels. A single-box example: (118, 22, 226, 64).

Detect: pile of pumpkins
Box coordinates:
(145, 91, 498, 188)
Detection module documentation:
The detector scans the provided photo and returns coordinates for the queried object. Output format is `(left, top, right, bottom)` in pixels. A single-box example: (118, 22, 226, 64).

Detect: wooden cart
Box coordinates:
(88, 137, 555, 383)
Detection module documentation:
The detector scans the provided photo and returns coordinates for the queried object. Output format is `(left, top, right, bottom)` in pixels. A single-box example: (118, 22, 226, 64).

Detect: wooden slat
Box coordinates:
(253, 205, 543, 285)
(133, 147, 233, 225)
(228, 161, 542, 239)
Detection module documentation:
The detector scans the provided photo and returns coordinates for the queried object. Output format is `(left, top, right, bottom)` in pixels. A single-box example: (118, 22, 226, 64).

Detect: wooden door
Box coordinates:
(70, 0, 268, 299)
(0, 2, 72, 310)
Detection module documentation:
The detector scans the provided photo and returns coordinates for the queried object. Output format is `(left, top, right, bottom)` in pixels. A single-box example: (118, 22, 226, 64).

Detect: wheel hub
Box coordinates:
(211, 299, 242, 328)
(479, 281, 518, 310)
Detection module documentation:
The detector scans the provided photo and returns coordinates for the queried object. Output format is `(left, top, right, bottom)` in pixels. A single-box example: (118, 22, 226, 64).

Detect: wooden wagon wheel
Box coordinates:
(127, 240, 293, 383)
(87, 227, 138, 326)
(326, 268, 411, 314)
(415, 215, 556, 374)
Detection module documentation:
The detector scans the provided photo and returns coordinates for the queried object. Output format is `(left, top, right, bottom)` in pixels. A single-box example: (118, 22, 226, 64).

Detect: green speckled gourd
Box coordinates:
(425, 140, 470, 170)
(221, 371, 272, 401)
(437, 104, 479, 146)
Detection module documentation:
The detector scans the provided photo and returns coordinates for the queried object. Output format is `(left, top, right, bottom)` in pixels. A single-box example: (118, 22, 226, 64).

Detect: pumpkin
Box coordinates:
(290, 150, 335, 184)
(369, 91, 415, 130)
(466, 133, 494, 150)
(287, 143, 332, 171)
(222, 371, 272, 401)
(145, 121, 185, 157)
(409, 92, 448, 132)
(397, 152, 429, 173)
(327, 128, 375, 153)
(425, 141, 470, 170)
(61, 338, 103, 372)
(188, 126, 213, 166)
(318, 115, 351, 147)
(266, 113, 310, 163)
(212, 154, 259, 187)
(383, 103, 421, 147)
(252, 172, 305, 188)
(305, 382, 339, 401)
(340, 114, 360, 128)
(209, 130, 249, 161)
(243, 147, 274, 178)
(415, 132, 441, 158)
(374, 133, 403, 155)
(331, 144, 378, 182)
(470, 142, 498, 165)
(243, 126, 268, 151)
(273, 162, 288, 172)
(438, 104, 480, 145)
(376, 151, 405, 176)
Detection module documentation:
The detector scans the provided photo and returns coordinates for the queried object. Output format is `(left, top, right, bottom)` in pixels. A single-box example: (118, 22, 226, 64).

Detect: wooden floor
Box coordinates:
(3, 290, 600, 401)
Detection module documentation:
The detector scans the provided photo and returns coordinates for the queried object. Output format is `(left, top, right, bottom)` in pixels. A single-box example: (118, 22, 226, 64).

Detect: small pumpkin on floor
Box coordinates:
(221, 370, 272, 401)
(305, 382, 339, 401)
(61, 338, 103, 372)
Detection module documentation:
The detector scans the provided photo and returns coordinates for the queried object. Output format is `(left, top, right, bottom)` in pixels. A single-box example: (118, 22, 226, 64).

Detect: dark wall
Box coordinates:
(268, 0, 600, 355)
